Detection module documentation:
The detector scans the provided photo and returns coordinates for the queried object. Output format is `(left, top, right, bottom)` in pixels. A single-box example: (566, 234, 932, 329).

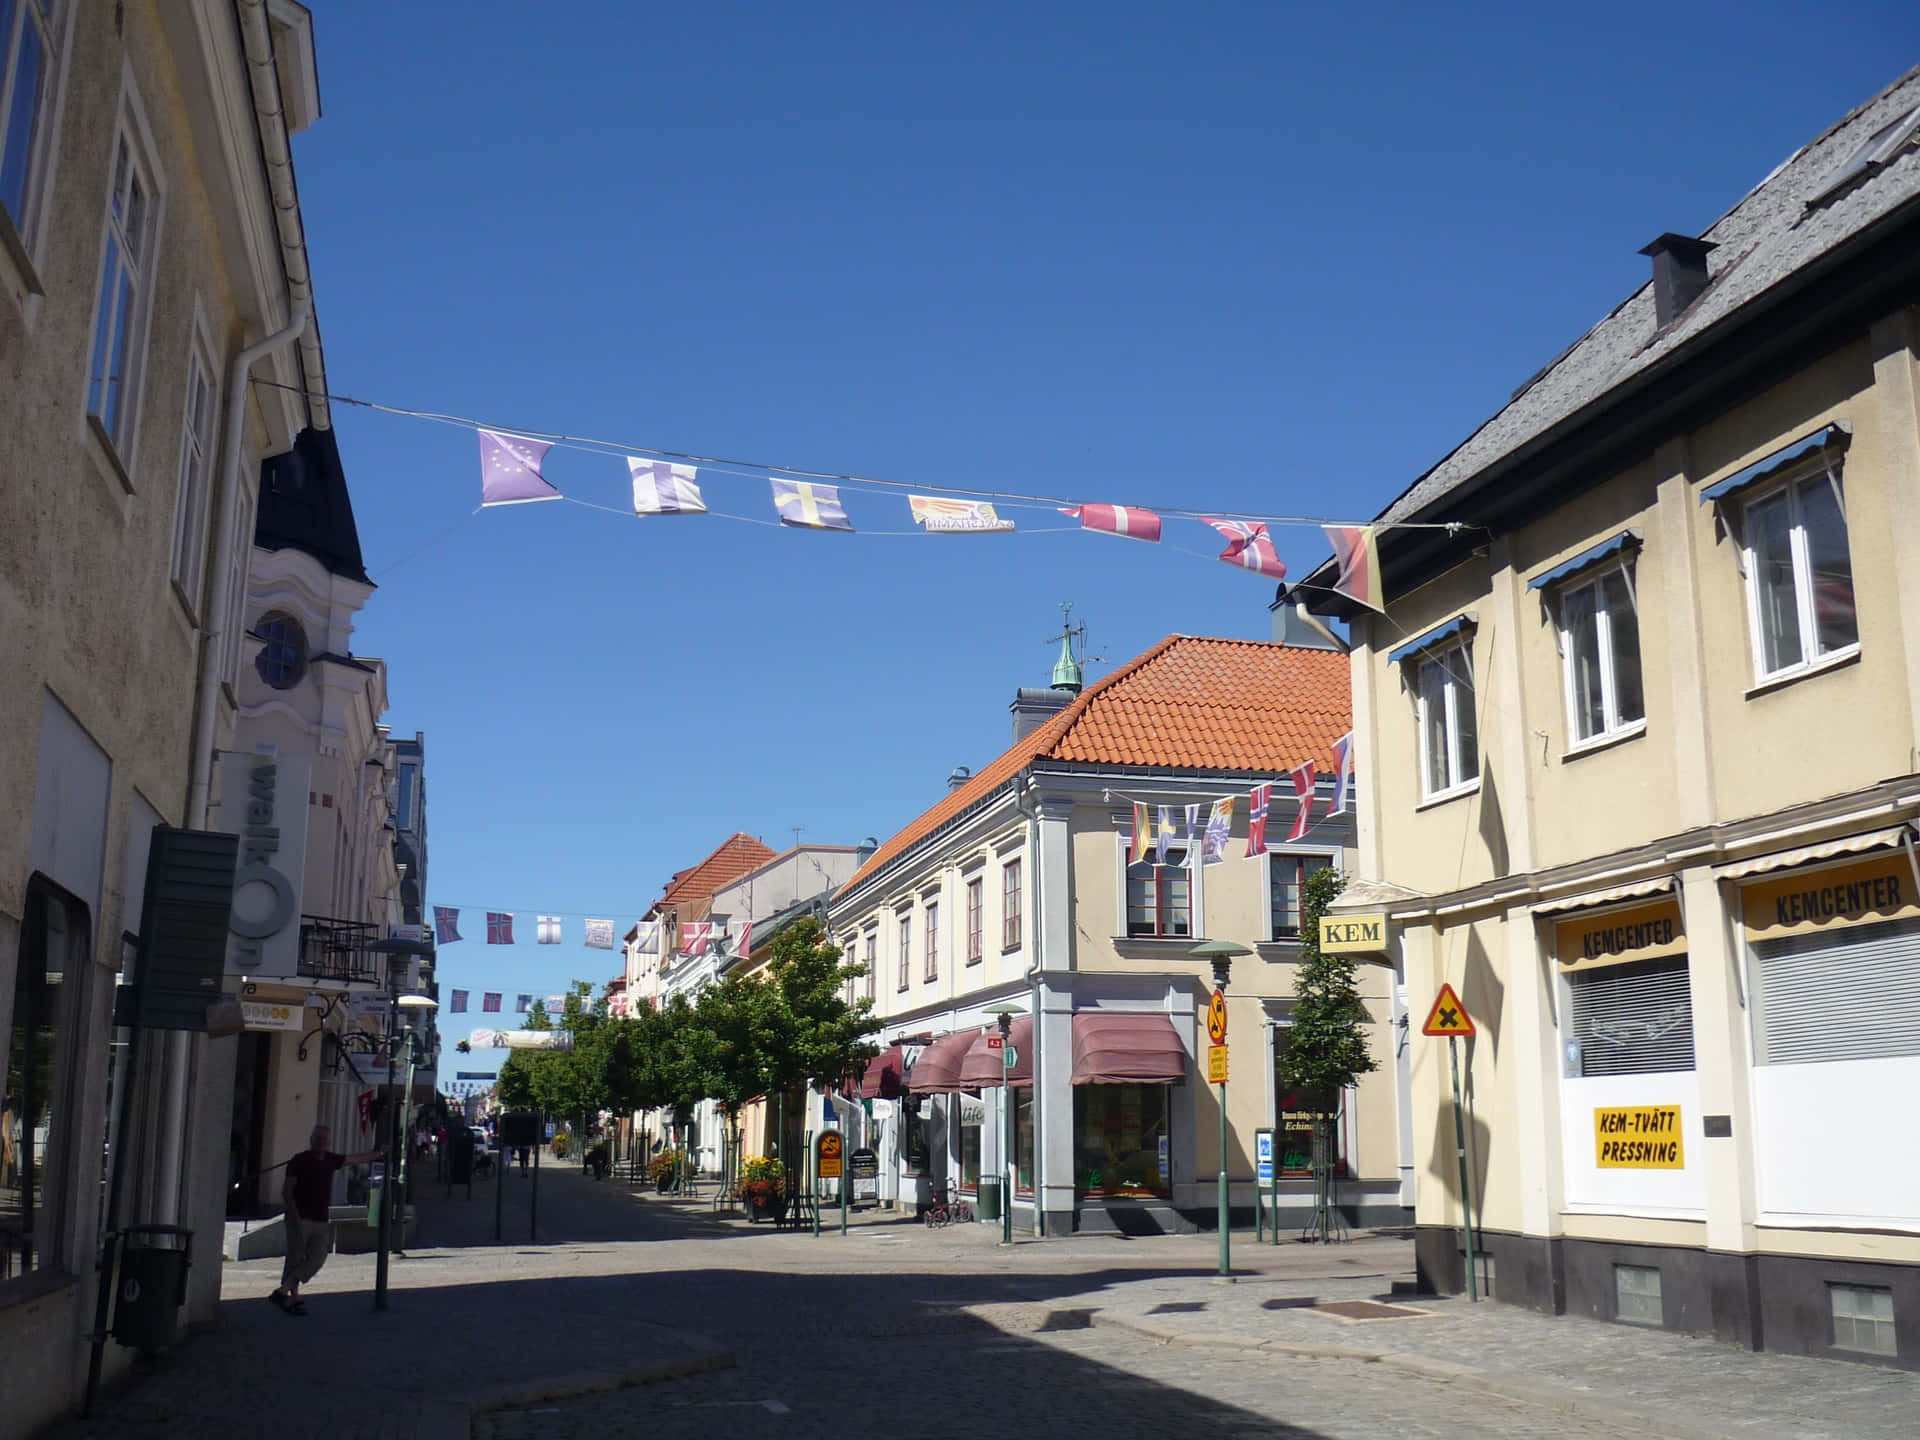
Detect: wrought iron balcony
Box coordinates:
(296, 916, 383, 986)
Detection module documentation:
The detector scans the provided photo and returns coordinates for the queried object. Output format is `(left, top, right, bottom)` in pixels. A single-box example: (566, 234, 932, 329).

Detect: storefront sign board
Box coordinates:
(848, 1148, 879, 1179)
(1594, 1104, 1684, 1169)
(240, 1000, 303, 1031)
(1740, 851, 1920, 941)
(1207, 1044, 1228, 1083)
(1554, 899, 1686, 972)
(1321, 912, 1390, 953)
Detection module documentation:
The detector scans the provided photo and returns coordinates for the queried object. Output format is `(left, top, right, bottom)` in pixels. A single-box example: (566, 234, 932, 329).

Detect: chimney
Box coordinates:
(1010, 687, 1074, 743)
(855, 836, 878, 865)
(946, 765, 972, 793)
(1639, 233, 1717, 328)
(1269, 593, 1347, 652)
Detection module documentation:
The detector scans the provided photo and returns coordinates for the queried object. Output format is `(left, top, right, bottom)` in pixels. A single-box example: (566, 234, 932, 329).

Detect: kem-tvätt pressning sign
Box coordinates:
(1594, 1105, 1685, 1169)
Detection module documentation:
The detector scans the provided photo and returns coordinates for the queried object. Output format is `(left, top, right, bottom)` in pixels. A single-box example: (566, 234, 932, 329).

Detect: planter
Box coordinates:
(745, 1194, 787, 1224)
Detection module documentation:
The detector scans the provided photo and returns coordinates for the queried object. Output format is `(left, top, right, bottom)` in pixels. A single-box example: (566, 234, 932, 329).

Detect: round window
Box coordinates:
(254, 611, 308, 690)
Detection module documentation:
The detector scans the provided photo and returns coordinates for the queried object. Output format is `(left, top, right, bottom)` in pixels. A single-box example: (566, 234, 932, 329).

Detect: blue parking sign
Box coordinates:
(1256, 1128, 1274, 1184)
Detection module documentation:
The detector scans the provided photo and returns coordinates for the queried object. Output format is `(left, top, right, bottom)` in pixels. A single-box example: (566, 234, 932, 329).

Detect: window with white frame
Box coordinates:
(923, 900, 939, 981)
(965, 877, 983, 965)
(1001, 858, 1022, 949)
(1270, 853, 1336, 940)
(0, 0, 64, 249)
(88, 123, 160, 459)
(1741, 470, 1857, 681)
(1557, 566, 1644, 745)
(863, 932, 876, 1001)
(1126, 848, 1191, 938)
(1415, 641, 1478, 798)
(896, 912, 910, 992)
(169, 337, 217, 609)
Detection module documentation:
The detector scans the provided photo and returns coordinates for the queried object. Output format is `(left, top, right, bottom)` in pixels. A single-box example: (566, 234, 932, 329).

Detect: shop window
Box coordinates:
(4, 878, 88, 1285)
(1127, 848, 1191, 938)
(1614, 1264, 1664, 1326)
(1830, 1283, 1897, 1356)
(1013, 1089, 1034, 1196)
(1566, 957, 1696, 1076)
(1270, 853, 1335, 940)
(1557, 566, 1645, 746)
(1416, 642, 1478, 799)
(1072, 1084, 1170, 1198)
(1273, 1027, 1348, 1176)
(959, 1106, 981, 1192)
(1751, 919, 1920, 1065)
(1741, 471, 1857, 681)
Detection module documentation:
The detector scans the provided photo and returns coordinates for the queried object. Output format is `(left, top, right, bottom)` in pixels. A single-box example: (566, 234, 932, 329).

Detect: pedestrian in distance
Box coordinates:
(269, 1125, 381, 1316)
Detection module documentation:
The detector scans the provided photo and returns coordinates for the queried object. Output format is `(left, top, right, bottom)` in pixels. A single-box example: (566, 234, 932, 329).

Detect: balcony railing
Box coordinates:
(297, 916, 383, 986)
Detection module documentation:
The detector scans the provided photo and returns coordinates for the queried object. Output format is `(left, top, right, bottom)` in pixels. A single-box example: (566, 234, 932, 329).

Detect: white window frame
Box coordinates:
(1000, 857, 1022, 951)
(1737, 467, 1859, 686)
(964, 876, 983, 966)
(1554, 562, 1646, 752)
(896, 910, 911, 993)
(923, 898, 939, 982)
(0, 0, 74, 287)
(863, 930, 876, 1002)
(1414, 640, 1479, 802)
(1116, 828, 1205, 940)
(169, 307, 219, 616)
(84, 69, 166, 475)
(1266, 848, 1340, 942)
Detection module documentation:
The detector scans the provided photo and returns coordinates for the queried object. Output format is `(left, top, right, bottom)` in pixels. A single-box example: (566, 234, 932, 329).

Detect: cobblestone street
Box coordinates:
(44, 1163, 1920, 1440)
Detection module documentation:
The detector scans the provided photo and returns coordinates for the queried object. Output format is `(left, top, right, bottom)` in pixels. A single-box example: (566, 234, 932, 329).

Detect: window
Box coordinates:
(896, 913, 909, 992)
(1013, 1089, 1034, 1196)
(959, 1106, 981, 1192)
(4, 877, 88, 1284)
(1273, 1026, 1348, 1177)
(1270, 853, 1335, 939)
(965, 878, 983, 965)
(1614, 1265, 1664, 1326)
(1001, 859, 1022, 950)
(0, 0, 62, 246)
(169, 339, 216, 609)
(1559, 567, 1644, 745)
(396, 764, 416, 830)
(923, 900, 939, 982)
(88, 127, 158, 458)
(1565, 957, 1696, 1076)
(1073, 1084, 1171, 1197)
(863, 933, 875, 1002)
(1416, 642, 1478, 798)
(1751, 919, 1920, 1065)
(1830, 1284, 1897, 1356)
(1126, 848, 1191, 938)
(1743, 472, 1857, 681)
(254, 611, 307, 690)
(218, 490, 253, 688)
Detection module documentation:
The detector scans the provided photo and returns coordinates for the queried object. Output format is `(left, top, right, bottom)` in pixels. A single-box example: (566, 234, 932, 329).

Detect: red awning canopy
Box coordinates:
(1071, 1012, 1188, 1086)
(857, 1045, 905, 1100)
(957, 1016, 1033, 1088)
(905, 1030, 979, 1095)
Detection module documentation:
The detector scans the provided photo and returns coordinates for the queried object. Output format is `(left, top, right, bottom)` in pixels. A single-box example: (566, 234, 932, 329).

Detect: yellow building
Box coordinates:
(1302, 67, 1920, 1366)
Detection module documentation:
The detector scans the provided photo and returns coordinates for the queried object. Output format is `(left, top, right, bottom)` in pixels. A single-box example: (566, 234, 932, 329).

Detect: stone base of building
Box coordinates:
(1414, 1224, 1920, 1370)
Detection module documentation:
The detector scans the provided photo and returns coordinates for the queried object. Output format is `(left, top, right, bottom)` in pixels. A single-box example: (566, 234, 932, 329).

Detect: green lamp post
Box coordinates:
(1191, 939, 1251, 1279)
(367, 936, 435, 1313)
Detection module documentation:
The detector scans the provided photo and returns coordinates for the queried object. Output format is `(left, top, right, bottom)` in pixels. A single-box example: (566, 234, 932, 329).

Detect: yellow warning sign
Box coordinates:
(1421, 983, 1475, 1038)
(1206, 1045, 1228, 1083)
(1594, 1105, 1684, 1169)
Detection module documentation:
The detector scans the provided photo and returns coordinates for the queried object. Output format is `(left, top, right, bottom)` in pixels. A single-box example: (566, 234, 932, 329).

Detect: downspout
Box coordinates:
(1012, 777, 1044, 1237)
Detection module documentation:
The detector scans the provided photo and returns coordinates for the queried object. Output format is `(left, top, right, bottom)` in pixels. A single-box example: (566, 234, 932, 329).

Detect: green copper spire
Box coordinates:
(1051, 628, 1083, 693)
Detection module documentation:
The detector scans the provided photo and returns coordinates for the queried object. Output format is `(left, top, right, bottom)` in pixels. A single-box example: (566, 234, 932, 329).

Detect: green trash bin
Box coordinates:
(977, 1176, 1002, 1221)
(112, 1225, 191, 1351)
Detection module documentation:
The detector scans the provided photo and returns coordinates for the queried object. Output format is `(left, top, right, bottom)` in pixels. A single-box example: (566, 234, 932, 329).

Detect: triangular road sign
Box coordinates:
(1422, 983, 1476, 1038)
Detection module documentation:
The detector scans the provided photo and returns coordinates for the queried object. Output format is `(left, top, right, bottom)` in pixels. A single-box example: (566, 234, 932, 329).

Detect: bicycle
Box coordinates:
(922, 1184, 976, 1228)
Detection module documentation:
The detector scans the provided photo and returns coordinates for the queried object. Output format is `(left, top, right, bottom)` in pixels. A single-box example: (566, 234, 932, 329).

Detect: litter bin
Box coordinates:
(448, 1130, 475, 1185)
(112, 1225, 191, 1351)
(977, 1175, 1002, 1221)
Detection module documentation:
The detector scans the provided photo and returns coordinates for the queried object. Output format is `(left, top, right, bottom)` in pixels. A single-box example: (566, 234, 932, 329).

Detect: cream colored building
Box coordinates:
(1, 4, 346, 1431)
(829, 633, 1406, 1236)
(1302, 68, 1920, 1366)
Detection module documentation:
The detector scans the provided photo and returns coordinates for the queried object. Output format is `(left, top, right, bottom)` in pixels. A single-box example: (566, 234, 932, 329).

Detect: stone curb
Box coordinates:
(1078, 1310, 1792, 1440)
(445, 1338, 736, 1440)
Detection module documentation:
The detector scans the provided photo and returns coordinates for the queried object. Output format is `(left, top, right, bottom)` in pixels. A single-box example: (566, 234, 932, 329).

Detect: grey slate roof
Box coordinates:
(1372, 64, 1920, 529)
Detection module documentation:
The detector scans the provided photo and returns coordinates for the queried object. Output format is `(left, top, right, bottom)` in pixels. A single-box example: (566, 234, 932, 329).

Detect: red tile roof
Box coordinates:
(841, 636, 1351, 895)
(655, 832, 779, 910)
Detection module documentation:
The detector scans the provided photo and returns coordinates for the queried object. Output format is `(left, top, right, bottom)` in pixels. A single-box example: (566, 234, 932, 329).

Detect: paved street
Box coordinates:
(52, 1161, 1920, 1440)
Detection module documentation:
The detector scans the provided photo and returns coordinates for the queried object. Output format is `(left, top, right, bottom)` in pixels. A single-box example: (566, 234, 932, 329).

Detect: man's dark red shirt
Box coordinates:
(285, 1150, 345, 1221)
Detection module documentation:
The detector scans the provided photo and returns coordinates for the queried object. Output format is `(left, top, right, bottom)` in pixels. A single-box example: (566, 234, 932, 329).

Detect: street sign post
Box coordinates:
(816, 1130, 846, 1236)
(1422, 983, 1479, 1301)
(1255, 1128, 1276, 1243)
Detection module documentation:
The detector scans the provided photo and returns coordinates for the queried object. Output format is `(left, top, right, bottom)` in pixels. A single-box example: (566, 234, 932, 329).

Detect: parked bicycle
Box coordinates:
(922, 1183, 976, 1228)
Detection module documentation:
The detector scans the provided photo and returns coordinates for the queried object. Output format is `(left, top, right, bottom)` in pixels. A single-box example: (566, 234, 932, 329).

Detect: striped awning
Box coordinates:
(1071, 1012, 1187, 1086)
(905, 1031, 980, 1095)
(957, 1017, 1033, 1088)
(1715, 825, 1910, 880)
(856, 1045, 906, 1100)
(1533, 875, 1675, 914)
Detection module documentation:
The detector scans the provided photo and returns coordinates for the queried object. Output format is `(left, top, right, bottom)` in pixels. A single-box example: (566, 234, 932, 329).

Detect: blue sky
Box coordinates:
(292, 2, 1917, 1071)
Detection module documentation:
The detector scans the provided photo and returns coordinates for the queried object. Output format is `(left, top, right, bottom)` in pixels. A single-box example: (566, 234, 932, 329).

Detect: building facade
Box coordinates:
(1, 3, 340, 1432)
(830, 634, 1408, 1236)
(1303, 68, 1920, 1367)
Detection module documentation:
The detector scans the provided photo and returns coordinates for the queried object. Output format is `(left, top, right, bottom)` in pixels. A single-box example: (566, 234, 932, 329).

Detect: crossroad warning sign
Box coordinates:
(1421, 983, 1475, 1038)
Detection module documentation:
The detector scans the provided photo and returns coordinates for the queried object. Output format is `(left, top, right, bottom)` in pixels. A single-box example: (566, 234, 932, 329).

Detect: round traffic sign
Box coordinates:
(1207, 989, 1228, 1045)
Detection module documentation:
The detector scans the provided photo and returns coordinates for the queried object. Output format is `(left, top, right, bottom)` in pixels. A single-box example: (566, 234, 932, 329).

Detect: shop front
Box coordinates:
(1069, 1012, 1184, 1201)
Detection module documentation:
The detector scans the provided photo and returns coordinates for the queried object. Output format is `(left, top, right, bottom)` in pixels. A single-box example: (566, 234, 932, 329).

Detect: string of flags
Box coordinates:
(474, 428, 1385, 608)
(1126, 729, 1356, 870)
(434, 906, 622, 951)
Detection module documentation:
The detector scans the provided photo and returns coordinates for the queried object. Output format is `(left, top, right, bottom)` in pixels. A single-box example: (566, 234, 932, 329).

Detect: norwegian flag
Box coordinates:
(1288, 761, 1317, 842)
(482, 992, 502, 1013)
(1204, 518, 1287, 580)
(450, 989, 469, 1014)
(1060, 503, 1162, 542)
(433, 906, 462, 944)
(1246, 784, 1272, 858)
(486, 911, 515, 945)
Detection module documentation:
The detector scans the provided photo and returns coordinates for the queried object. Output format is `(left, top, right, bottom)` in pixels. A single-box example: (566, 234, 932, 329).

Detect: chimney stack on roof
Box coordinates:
(946, 765, 972, 793)
(1639, 232, 1718, 328)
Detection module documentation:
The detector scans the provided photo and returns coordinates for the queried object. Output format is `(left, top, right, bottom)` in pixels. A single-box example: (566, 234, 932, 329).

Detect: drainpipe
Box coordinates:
(1012, 778, 1045, 1238)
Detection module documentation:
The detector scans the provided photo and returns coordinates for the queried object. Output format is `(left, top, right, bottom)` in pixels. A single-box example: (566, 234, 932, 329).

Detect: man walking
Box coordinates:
(270, 1125, 380, 1315)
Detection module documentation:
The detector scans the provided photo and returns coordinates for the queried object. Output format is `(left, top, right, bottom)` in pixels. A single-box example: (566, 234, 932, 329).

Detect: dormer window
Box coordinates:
(255, 611, 307, 690)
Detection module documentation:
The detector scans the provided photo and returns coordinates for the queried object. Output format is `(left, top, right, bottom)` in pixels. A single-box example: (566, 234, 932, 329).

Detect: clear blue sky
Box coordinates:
(292, 2, 1917, 1070)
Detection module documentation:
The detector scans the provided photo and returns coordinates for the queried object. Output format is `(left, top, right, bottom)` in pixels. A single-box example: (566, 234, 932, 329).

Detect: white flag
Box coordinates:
(537, 915, 562, 944)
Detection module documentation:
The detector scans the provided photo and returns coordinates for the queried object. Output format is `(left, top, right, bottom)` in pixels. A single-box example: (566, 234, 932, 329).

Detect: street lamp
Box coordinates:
(1191, 939, 1250, 1279)
(368, 936, 434, 1313)
(995, 1010, 1015, 1246)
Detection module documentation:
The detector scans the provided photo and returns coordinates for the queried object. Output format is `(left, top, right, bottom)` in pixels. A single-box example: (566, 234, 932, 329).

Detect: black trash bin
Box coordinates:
(448, 1130, 475, 1185)
(112, 1225, 192, 1351)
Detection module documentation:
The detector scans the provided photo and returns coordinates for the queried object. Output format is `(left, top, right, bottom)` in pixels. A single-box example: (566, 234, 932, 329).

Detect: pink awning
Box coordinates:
(1071, 1012, 1187, 1086)
(957, 1016, 1033, 1089)
(905, 1031, 979, 1095)
(857, 1045, 905, 1100)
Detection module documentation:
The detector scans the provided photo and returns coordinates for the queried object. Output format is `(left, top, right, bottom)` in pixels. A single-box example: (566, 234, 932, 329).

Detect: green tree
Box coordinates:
(1277, 866, 1375, 1242)
(761, 917, 881, 1167)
